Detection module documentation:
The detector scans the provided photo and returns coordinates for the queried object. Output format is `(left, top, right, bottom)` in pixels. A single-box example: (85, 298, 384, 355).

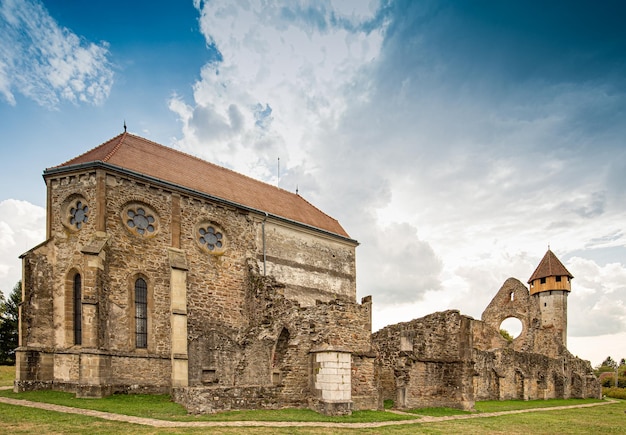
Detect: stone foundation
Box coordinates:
(173, 386, 283, 414)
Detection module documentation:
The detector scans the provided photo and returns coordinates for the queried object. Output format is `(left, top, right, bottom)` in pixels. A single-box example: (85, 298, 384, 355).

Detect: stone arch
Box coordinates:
(64, 267, 83, 347)
(499, 316, 524, 340)
(481, 278, 537, 347)
(126, 272, 153, 352)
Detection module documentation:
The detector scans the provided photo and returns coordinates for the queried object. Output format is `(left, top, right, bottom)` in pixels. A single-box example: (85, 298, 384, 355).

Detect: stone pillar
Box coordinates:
(77, 236, 110, 398)
(169, 248, 188, 388)
(310, 347, 352, 415)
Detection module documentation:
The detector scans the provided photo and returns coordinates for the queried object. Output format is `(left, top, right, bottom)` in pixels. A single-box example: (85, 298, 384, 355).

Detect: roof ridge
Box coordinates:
(102, 131, 127, 162)
(48, 132, 351, 239)
(127, 133, 310, 202)
(296, 192, 342, 226)
(53, 132, 125, 168)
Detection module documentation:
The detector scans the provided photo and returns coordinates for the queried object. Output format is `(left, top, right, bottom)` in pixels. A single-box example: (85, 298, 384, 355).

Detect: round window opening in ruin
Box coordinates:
(499, 317, 523, 341)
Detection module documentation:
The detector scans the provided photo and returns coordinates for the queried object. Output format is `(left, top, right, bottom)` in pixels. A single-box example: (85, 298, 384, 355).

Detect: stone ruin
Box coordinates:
(14, 132, 600, 416)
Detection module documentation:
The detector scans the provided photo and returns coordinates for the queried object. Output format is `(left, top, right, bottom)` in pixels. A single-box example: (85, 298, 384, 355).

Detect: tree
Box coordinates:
(0, 281, 20, 365)
(601, 356, 617, 369)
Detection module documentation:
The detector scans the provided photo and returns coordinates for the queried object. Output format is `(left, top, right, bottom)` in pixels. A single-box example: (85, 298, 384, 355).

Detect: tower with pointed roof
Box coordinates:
(527, 249, 573, 347)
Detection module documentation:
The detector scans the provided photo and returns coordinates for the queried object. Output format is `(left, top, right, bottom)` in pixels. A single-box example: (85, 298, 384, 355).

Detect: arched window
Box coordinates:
(73, 274, 82, 345)
(135, 278, 148, 348)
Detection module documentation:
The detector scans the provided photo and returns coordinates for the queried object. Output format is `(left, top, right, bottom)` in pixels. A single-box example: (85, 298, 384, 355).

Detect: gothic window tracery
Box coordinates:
(126, 207, 155, 235)
(199, 226, 223, 251)
(70, 201, 89, 229)
(62, 196, 89, 231)
(196, 222, 226, 254)
(121, 203, 159, 237)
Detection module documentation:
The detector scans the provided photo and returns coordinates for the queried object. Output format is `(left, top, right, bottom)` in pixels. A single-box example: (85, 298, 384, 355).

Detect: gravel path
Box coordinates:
(0, 393, 616, 429)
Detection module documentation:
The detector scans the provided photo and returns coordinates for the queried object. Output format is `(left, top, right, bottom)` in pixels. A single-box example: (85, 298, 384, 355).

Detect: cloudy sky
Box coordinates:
(1, 0, 625, 366)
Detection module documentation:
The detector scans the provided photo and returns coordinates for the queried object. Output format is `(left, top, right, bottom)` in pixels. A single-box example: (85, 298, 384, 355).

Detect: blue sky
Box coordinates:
(1, 0, 625, 366)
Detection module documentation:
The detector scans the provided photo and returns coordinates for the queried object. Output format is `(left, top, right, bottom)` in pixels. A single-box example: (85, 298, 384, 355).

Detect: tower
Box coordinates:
(527, 249, 573, 347)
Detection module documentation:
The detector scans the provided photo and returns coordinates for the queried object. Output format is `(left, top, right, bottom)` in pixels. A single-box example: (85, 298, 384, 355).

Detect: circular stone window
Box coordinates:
(196, 223, 225, 254)
(499, 317, 523, 341)
(62, 196, 89, 231)
(122, 203, 158, 237)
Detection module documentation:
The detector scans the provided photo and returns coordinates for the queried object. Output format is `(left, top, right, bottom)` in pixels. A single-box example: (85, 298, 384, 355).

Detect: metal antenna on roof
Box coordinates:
(123, 120, 127, 132)
(296, 185, 299, 195)
(277, 157, 280, 187)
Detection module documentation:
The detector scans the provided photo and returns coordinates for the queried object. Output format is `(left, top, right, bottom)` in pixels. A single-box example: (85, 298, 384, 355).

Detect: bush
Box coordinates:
(600, 374, 626, 388)
(603, 387, 626, 400)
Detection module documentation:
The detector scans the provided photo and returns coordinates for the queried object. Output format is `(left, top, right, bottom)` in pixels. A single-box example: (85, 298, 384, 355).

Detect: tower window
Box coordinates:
(510, 292, 515, 301)
(73, 274, 82, 345)
(540, 277, 546, 284)
(556, 276, 562, 282)
(135, 278, 148, 348)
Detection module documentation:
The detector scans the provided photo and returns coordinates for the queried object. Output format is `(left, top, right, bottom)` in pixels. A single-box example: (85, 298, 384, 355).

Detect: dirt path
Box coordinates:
(0, 393, 616, 429)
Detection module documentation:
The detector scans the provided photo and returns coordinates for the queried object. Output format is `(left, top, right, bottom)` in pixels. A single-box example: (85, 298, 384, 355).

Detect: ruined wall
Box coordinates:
(473, 347, 600, 401)
(176, 271, 377, 413)
(481, 278, 567, 359)
(373, 310, 475, 410)
(374, 279, 601, 410)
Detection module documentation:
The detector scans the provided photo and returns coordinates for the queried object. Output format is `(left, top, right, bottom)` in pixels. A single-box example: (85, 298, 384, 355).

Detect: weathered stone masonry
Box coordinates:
(373, 276, 601, 410)
(16, 132, 600, 415)
(16, 133, 374, 415)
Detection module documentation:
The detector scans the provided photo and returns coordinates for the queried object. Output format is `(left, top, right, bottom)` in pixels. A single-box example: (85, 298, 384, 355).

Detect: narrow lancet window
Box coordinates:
(135, 278, 148, 348)
(73, 274, 82, 345)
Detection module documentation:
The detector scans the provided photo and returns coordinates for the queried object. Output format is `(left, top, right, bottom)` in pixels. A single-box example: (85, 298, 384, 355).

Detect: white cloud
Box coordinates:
(0, 0, 114, 108)
(169, 1, 626, 366)
(170, 0, 385, 182)
(0, 199, 46, 297)
(567, 257, 626, 337)
(569, 332, 626, 368)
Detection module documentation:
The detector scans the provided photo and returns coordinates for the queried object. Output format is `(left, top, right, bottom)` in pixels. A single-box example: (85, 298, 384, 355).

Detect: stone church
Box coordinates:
(16, 132, 600, 415)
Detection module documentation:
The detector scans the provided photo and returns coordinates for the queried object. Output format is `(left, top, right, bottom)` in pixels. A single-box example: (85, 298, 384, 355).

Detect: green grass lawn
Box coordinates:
(0, 365, 14, 387)
(0, 397, 623, 434)
(1, 369, 623, 434)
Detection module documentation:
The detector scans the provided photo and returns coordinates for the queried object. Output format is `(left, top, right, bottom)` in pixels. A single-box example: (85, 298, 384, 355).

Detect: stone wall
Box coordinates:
(18, 163, 369, 410)
(259, 221, 357, 305)
(373, 310, 475, 410)
(373, 281, 601, 410)
(173, 385, 282, 414)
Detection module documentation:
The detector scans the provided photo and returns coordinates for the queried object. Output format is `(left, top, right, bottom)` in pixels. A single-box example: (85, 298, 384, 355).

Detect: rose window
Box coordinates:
(126, 207, 155, 235)
(199, 226, 223, 251)
(69, 201, 89, 230)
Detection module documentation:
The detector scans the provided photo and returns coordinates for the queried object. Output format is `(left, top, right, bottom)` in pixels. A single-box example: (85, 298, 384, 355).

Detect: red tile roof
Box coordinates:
(528, 249, 573, 283)
(49, 132, 352, 240)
